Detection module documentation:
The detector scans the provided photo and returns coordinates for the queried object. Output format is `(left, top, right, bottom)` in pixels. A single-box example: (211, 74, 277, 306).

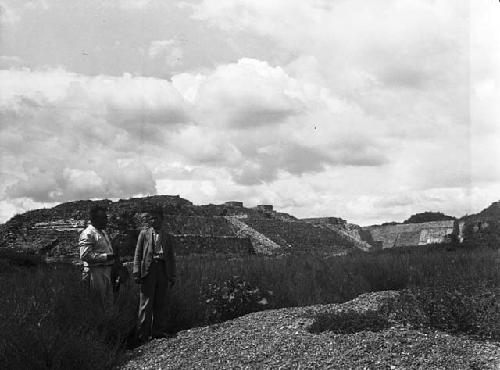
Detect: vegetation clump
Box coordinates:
(395, 283, 500, 340)
(404, 212, 455, 224)
(201, 276, 272, 323)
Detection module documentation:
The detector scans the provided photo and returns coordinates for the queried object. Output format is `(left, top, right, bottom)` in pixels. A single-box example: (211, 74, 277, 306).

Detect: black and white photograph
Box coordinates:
(0, 0, 499, 368)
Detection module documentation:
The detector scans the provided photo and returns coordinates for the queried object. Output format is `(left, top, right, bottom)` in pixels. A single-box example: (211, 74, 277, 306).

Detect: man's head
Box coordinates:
(89, 205, 108, 230)
(145, 206, 164, 231)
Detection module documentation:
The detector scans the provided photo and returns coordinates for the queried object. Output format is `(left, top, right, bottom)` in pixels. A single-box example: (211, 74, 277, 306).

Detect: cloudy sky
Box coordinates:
(0, 0, 499, 225)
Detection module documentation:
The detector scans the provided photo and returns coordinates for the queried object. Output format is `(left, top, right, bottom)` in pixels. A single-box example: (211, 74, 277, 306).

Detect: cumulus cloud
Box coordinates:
(185, 59, 305, 127)
(176, 0, 498, 218)
(0, 58, 388, 213)
(4, 156, 156, 203)
(0, 68, 188, 204)
(169, 58, 388, 184)
(189, 0, 469, 122)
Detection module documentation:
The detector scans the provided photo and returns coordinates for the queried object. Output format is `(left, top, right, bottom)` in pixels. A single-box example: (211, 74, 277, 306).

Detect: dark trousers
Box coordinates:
(137, 259, 168, 340)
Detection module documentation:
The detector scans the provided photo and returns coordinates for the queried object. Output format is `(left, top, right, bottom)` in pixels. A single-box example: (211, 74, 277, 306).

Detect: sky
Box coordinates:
(0, 0, 499, 226)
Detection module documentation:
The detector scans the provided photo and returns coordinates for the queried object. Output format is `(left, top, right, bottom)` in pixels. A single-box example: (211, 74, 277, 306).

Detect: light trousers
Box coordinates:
(84, 265, 114, 308)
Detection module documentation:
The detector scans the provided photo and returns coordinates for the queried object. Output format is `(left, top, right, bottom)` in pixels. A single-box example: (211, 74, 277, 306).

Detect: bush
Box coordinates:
(201, 276, 272, 322)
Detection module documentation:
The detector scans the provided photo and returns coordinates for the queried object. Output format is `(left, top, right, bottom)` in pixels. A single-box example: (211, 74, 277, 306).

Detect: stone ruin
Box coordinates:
(0, 196, 365, 262)
(5, 195, 493, 262)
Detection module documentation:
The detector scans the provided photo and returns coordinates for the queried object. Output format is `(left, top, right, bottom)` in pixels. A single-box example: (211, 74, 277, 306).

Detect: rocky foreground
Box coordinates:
(121, 291, 500, 369)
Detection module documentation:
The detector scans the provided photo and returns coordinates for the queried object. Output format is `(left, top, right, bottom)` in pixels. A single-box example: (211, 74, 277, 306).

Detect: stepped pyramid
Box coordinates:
(0, 196, 361, 262)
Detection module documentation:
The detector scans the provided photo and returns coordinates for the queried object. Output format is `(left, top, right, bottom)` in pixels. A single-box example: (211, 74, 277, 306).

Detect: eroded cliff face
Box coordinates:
(303, 201, 500, 251)
(360, 220, 459, 249)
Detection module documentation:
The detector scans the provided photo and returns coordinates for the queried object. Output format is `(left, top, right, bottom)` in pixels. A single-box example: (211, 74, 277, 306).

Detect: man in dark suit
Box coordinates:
(133, 207, 176, 342)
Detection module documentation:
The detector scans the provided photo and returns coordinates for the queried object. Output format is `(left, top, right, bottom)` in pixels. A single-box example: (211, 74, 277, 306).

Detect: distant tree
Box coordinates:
(381, 221, 398, 226)
(404, 212, 455, 224)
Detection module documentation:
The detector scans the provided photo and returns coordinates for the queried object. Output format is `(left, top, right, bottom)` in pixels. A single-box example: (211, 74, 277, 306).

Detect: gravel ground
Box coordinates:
(121, 291, 500, 369)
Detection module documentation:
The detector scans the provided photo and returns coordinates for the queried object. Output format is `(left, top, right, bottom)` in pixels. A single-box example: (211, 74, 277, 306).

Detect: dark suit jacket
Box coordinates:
(133, 227, 176, 279)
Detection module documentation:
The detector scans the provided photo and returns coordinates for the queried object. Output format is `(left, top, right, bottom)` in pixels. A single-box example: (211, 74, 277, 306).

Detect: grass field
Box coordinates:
(0, 244, 498, 369)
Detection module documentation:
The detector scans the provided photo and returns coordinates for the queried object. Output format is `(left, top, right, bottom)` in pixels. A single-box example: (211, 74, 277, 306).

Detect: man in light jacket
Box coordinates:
(79, 204, 115, 307)
(133, 207, 176, 342)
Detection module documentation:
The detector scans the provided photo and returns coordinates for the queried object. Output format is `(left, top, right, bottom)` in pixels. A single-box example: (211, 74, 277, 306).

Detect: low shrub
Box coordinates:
(395, 282, 500, 340)
(201, 276, 272, 322)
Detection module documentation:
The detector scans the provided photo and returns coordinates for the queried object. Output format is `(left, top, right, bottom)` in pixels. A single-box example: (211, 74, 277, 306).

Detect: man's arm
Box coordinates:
(133, 230, 145, 276)
(79, 230, 109, 263)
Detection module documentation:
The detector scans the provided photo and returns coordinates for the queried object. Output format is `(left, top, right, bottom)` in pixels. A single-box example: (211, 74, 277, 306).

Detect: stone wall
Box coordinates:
(224, 201, 244, 207)
(162, 215, 235, 236)
(10, 227, 253, 261)
(302, 217, 347, 226)
(172, 234, 254, 256)
(15, 228, 81, 257)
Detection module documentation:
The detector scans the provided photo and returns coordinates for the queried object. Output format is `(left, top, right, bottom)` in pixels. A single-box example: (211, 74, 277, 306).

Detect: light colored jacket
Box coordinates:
(79, 224, 114, 271)
(133, 227, 176, 279)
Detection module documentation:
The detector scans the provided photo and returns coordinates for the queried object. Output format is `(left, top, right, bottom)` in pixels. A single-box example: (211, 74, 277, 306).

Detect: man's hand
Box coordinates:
(133, 272, 142, 284)
(168, 277, 176, 288)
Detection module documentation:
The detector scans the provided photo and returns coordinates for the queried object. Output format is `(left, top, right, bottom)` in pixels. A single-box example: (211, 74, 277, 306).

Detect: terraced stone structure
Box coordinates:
(302, 217, 373, 252)
(243, 215, 357, 255)
(0, 195, 361, 262)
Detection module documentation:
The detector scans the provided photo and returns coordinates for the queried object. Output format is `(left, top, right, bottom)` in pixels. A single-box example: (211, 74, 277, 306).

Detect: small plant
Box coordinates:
(201, 276, 272, 323)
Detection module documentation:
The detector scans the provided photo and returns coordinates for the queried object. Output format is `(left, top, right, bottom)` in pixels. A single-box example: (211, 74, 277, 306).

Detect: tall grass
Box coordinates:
(0, 245, 498, 369)
(166, 245, 499, 331)
(0, 263, 137, 370)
